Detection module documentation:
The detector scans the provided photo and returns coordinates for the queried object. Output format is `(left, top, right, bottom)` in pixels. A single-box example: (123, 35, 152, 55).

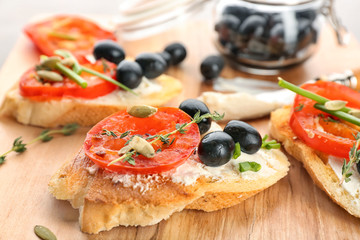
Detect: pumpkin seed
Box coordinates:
(324, 100, 347, 111)
(40, 56, 61, 70)
(61, 58, 75, 67)
(127, 105, 157, 118)
(119, 136, 155, 158)
(37, 70, 63, 82)
(349, 109, 360, 118)
(34, 225, 57, 240)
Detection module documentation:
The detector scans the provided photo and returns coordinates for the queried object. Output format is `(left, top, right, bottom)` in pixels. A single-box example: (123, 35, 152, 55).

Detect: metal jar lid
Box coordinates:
(241, 0, 320, 6)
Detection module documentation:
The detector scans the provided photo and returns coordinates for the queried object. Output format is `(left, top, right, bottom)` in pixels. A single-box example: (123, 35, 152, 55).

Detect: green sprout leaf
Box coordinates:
(233, 142, 241, 159)
(239, 161, 262, 173)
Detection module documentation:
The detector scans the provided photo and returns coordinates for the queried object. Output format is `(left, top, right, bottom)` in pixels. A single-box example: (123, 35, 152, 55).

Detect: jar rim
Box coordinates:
(242, 0, 323, 6)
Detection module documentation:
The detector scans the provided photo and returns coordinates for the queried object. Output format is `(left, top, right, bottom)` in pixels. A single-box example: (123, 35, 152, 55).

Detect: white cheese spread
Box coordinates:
(84, 77, 162, 104)
(328, 156, 360, 205)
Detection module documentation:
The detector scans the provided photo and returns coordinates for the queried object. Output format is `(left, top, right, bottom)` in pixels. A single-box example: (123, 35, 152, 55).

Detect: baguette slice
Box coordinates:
(270, 106, 360, 218)
(49, 130, 289, 234)
(0, 75, 182, 128)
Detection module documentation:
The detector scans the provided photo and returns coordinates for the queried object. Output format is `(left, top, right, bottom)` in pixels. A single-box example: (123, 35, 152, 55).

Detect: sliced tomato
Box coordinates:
(84, 107, 200, 174)
(24, 15, 116, 58)
(290, 81, 360, 158)
(19, 60, 118, 101)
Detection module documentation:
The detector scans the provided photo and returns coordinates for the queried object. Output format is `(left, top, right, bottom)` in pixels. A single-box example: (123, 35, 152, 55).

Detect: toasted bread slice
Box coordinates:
(270, 106, 360, 218)
(0, 75, 182, 128)
(49, 139, 289, 233)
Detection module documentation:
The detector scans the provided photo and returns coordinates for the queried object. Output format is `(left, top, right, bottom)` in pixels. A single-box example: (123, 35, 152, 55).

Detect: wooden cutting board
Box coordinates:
(1, 16, 360, 240)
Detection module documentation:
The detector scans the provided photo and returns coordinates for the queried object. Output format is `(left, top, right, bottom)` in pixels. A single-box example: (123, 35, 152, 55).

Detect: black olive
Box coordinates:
(296, 10, 317, 21)
(198, 131, 235, 167)
(270, 23, 285, 39)
(157, 51, 172, 70)
(135, 53, 166, 79)
(357, 161, 360, 175)
(179, 99, 212, 134)
(200, 55, 225, 80)
(215, 15, 241, 44)
(238, 15, 267, 35)
(164, 43, 187, 65)
(224, 120, 262, 154)
(116, 60, 143, 89)
(93, 40, 125, 64)
(223, 6, 251, 21)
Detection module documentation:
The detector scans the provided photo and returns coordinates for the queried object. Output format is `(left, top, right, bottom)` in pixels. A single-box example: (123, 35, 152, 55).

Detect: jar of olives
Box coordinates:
(214, 0, 347, 73)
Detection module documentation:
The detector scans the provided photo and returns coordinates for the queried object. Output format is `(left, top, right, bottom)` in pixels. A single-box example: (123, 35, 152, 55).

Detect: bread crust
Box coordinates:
(0, 75, 182, 127)
(270, 106, 360, 218)
(49, 145, 289, 233)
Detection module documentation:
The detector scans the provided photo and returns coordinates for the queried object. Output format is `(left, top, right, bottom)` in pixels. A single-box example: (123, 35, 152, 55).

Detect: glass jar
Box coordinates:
(213, 0, 347, 74)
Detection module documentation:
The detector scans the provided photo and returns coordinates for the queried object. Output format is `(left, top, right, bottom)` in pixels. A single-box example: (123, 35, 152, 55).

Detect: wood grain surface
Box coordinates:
(1, 16, 360, 240)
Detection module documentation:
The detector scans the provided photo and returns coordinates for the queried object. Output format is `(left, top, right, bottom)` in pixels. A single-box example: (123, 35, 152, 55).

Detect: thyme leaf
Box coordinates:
(340, 132, 360, 184)
(102, 129, 118, 138)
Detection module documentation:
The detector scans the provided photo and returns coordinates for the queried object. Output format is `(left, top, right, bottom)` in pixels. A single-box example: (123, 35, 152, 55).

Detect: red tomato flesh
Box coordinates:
(290, 81, 360, 159)
(19, 60, 118, 101)
(84, 107, 201, 174)
(24, 15, 116, 57)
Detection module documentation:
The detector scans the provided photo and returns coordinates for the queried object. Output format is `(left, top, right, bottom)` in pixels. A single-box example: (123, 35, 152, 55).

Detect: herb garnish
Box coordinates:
(0, 123, 79, 165)
(278, 77, 360, 126)
(261, 134, 281, 150)
(340, 132, 360, 184)
(102, 129, 118, 138)
(294, 103, 304, 112)
(239, 161, 261, 173)
(233, 142, 241, 159)
(107, 111, 224, 166)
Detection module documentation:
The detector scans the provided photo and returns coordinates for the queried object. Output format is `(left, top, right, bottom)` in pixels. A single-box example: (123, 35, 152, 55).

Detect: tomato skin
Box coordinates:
(83, 107, 201, 174)
(19, 60, 118, 101)
(24, 15, 116, 57)
(290, 81, 360, 159)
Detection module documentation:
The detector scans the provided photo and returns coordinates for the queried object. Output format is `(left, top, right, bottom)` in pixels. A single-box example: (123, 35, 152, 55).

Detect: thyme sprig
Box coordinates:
(0, 123, 79, 165)
(340, 132, 360, 184)
(107, 111, 224, 166)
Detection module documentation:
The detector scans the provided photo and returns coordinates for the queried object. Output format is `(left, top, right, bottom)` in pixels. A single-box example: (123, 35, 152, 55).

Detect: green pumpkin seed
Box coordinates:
(40, 56, 61, 70)
(37, 70, 63, 82)
(349, 109, 360, 118)
(34, 225, 57, 240)
(127, 105, 157, 118)
(119, 136, 155, 158)
(61, 58, 75, 67)
(324, 100, 347, 111)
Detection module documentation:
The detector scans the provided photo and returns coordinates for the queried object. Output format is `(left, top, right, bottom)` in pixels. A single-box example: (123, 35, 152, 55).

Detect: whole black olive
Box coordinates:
(179, 99, 212, 134)
(215, 14, 241, 42)
(200, 55, 225, 80)
(223, 6, 251, 21)
(116, 60, 143, 89)
(93, 40, 125, 64)
(135, 53, 167, 79)
(238, 15, 267, 35)
(164, 43, 187, 65)
(357, 161, 360, 175)
(158, 51, 172, 70)
(270, 23, 285, 39)
(198, 131, 235, 167)
(224, 120, 262, 154)
(296, 10, 317, 21)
